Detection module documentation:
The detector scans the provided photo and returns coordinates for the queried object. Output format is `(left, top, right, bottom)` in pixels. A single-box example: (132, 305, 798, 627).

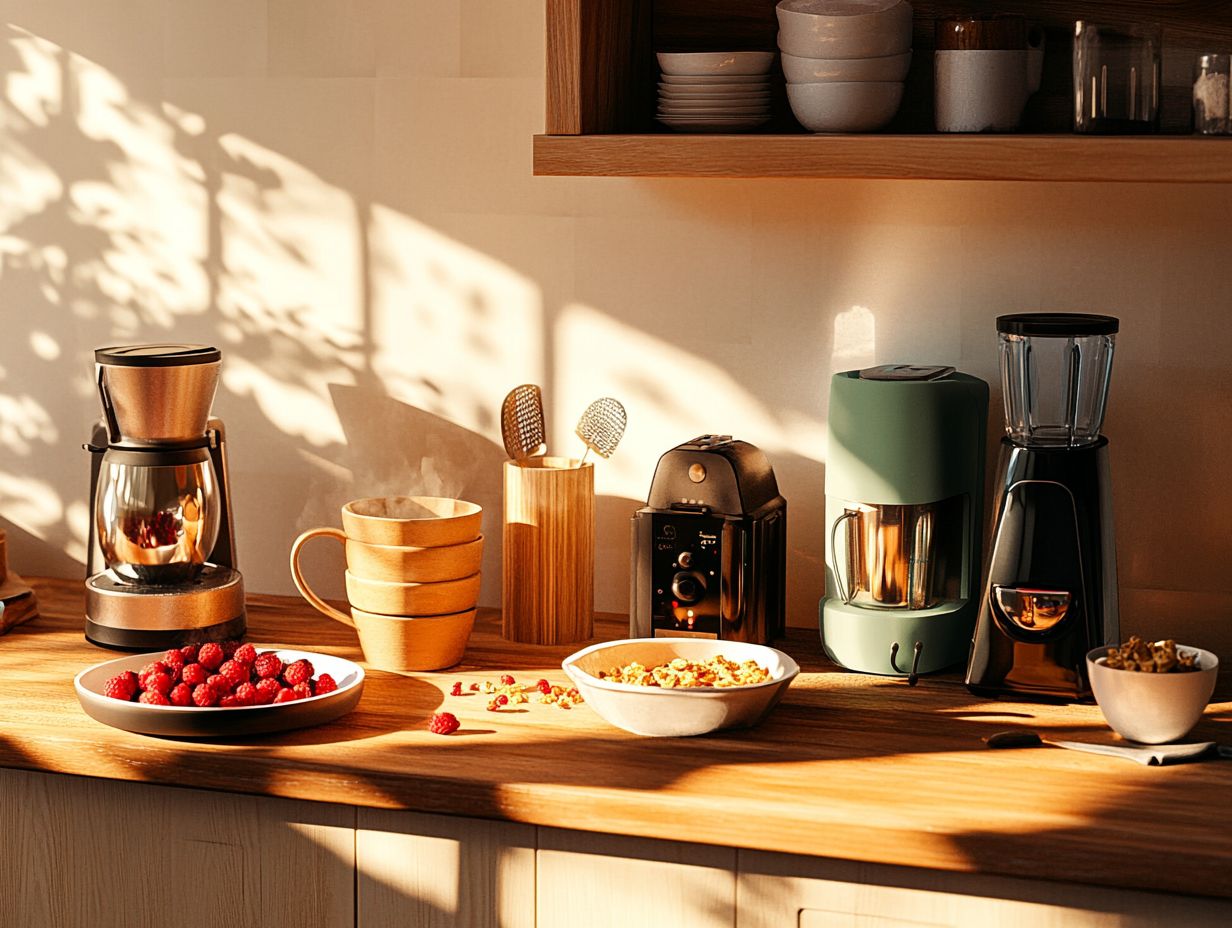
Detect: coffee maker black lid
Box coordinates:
(95, 344, 221, 367)
(996, 313, 1119, 336)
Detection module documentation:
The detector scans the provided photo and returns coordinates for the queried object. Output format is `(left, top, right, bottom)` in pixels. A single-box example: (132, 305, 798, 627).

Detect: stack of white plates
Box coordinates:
(656, 51, 775, 132)
(776, 0, 913, 133)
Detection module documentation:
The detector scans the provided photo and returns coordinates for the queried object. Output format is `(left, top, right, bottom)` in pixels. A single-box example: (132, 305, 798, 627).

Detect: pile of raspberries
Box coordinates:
(103, 641, 337, 707)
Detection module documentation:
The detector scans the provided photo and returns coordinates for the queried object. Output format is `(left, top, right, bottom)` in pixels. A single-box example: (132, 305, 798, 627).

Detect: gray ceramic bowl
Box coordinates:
(75, 647, 364, 738)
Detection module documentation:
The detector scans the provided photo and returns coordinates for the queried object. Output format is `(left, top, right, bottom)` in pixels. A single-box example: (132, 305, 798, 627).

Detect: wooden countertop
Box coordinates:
(4, 577, 1231, 899)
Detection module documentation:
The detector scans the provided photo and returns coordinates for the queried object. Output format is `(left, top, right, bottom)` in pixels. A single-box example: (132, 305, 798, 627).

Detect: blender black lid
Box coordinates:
(996, 313, 1119, 336)
(95, 344, 221, 367)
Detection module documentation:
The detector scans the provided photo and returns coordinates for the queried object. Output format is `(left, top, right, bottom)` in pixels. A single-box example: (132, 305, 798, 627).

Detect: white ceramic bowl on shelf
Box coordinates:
(661, 73, 770, 85)
(781, 49, 911, 82)
(1086, 645, 1218, 744)
(787, 80, 903, 131)
(562, 638, 799, 737)
(776, 0, 913, 60)
(657, 51, 776, 76)
(658, 83, 772, 98)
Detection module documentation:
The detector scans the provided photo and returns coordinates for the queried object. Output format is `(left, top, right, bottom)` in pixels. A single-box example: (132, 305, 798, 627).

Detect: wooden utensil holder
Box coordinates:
(502, 458, 594, 644)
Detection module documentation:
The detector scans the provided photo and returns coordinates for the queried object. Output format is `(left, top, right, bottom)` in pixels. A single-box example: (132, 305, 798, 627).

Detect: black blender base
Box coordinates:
(84, 614, 247, 652)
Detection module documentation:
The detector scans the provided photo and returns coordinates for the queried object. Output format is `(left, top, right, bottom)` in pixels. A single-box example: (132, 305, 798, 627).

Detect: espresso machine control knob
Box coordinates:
(671, 570, 707, 604)
(677, 550, 694, 569)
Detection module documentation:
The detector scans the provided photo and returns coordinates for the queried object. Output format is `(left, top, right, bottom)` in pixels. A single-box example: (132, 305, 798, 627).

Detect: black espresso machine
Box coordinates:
(630, 435, 786, 644)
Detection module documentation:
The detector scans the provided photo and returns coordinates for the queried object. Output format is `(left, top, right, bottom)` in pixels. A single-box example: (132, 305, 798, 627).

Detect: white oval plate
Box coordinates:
(74, 647, 365, 738)
(657, 51, 776, 76)
(661, 73, 773, 85)
(658, 106, 772, 116)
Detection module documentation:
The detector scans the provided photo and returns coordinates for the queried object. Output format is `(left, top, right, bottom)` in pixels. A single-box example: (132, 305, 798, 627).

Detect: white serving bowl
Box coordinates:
(776, 0, 913, 60)
(563, 638, 799, 737)
(787, 80, 903, 131)
(781, 49, 911, 82)
(661, 73, 770, 85)
(657, 51, 776, 76)
(1087, 645, 1218, 745)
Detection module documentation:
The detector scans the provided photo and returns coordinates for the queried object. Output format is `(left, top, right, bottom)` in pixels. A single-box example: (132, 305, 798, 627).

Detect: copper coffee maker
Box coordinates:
(85, 344, 245, 650)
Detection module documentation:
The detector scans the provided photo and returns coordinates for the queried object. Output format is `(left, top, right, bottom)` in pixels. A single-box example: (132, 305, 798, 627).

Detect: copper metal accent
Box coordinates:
(994, 585, 1072, 631)
(832, 503, 946, 609)
(97, 359, 220, 444)
(85, 566, 244, 630)
(500, 384, 547, 460)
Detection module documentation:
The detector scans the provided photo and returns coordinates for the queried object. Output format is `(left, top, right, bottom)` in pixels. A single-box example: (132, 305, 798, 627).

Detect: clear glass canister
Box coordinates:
(997, 313, 1118, 448)
(1073, 21, 1161, 133)
(1195, 53, 1232, 136)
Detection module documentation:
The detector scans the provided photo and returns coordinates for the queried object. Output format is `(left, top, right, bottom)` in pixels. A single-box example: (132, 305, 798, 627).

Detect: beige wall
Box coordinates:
(0, 2, 1228, 650)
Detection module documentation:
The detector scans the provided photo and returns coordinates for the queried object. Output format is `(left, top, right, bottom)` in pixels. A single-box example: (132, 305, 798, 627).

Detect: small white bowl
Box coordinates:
(1087, 645, 1219, 745)
(781, 49, 911, 82)
(657, 51, 776, 77)
(776, 0, 913, 60)
(787, 80, 903, 132)
(563, 638, 799, 737)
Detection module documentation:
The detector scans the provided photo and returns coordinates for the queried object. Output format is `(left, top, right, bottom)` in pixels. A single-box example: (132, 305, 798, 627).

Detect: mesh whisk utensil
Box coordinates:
(576, 397, 627, 464)
(500, 384, 546, 461)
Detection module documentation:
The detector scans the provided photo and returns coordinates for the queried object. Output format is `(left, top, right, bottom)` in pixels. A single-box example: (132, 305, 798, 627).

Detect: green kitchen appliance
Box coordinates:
(820, 365, 989, 680)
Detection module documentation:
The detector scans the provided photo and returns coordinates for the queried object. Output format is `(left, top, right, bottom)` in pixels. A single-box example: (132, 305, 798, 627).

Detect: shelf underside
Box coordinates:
(533, 133, 1232, 182)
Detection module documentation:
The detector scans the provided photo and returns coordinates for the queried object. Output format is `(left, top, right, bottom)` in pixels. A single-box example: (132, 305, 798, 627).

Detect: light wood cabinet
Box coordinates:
(7, 767, 1232, 927)
(537, 829, 737, 928)
(0, 768, 354, 928)
(735, 850, 1232, 928)
(357, 808, 535, 928)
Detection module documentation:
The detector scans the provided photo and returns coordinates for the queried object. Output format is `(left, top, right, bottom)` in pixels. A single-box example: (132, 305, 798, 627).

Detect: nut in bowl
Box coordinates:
(562, 638, 799, 737)
(1087, 641, 1218, 745)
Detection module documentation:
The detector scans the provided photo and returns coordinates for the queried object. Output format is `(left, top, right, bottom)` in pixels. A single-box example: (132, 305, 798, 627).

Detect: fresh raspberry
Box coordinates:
(219, 659, 250, 688)
(500, 674, 515, 686)
(162, 649, 185, 671)
(495, 693, 508, 706)
(168, 683, 193, 707)
(103, 672, 139, 701)
(233, 682, 257, 706)
(233, 643, 258, 665)
(182, 663, 208, 687)
(315, 674, 338, 695)
(282, 659, 314, 688)
(273, 688, 299, 703)
(254, 678, 282, 704)
(198, 642, 225, 671)
(143, 671, 174, 696)
(449, 682, 463, 697)
(292, 682, 313, 700)
(253, 653, 283, 680)
(536, 679, 552, 695)
(191, 684, 219, 707)
(138, 690, 171, 706)
(206, 673, 232, 695)
(428, 712, 460, 734)
(218, 695, 241, 707)
(179, 644, 199, 663)
(221, 640, 240, 658)
(138, 661, 169, 687)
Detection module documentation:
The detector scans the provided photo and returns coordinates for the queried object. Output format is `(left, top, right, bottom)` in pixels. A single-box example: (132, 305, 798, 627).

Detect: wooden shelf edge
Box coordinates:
(533, 134, 1232, 182)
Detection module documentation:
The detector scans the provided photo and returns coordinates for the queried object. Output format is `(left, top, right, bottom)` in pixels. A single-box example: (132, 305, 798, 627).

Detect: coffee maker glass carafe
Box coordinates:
(95, 451, 220, 584)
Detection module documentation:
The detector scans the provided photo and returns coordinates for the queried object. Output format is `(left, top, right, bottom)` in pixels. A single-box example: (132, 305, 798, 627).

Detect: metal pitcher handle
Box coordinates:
(829, 510, 859, 605)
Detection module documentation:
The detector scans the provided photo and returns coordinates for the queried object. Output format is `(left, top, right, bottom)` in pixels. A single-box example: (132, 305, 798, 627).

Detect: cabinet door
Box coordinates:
(738, 850, 1232, 928)
(537, 828, 737, 928)
(1, 768, 354, 928)
(357, 808, 535, 928)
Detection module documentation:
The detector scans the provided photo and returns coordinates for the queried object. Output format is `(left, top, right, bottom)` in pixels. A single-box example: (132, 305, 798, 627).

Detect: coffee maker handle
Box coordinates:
(720, 521, 745, 627)
(289, 528, 355, 627)
(829, 511, 859, 605)
(96, 367, 122, 445)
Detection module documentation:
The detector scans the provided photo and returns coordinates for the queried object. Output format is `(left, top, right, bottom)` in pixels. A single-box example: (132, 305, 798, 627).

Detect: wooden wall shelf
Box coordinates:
(533, 133, 1232, 182)
(538, 0, 1232, 183)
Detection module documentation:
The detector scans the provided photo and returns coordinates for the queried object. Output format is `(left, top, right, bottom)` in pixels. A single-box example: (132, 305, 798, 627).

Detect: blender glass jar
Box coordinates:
(997, 313, 1118, 448)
